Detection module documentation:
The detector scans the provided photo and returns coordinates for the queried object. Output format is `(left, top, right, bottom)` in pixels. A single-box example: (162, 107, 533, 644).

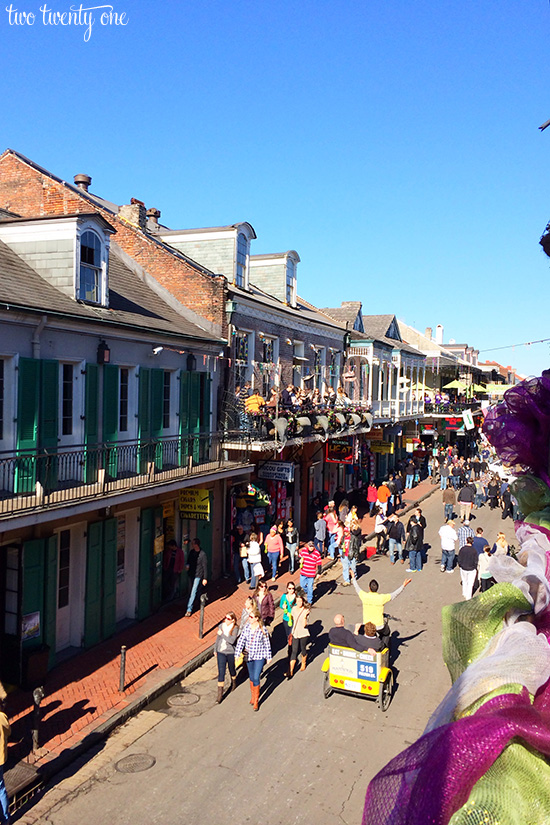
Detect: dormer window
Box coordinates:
(235, 232, 249, 288)
(79, 230, 103, 302)
(286, 258, 297, 306)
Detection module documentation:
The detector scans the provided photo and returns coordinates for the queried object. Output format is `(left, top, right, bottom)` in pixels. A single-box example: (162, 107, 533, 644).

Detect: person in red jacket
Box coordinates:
(264, 524, 284, 580)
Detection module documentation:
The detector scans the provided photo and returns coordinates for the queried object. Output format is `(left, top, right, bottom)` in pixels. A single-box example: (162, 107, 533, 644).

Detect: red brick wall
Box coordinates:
(0, 151, 227, 332)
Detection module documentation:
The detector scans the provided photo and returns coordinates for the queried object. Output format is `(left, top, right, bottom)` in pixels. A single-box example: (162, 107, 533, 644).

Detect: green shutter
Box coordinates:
(200, 374, 211, 461)
(16, 358, 40, 493)
(84, 521, 103, 648)
(138, 368, 151, 472)
(102, 518, 117, 639)
(189, 373, 201, 464)
(44, 535, 58, 666)
(84, 364, 99, 483)
(22, 539, 45, 649)
(103, 365, 119, 478)
(150, 368, 164, 469)
(179, 370, 190, 465)
(137, 508, 154, 620)
(39, 360, 59, 488)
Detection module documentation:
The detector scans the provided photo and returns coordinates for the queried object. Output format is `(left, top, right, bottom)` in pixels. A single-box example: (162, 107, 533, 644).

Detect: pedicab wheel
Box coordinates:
(323, 672, 333, 699)
(378, 672, 394, 711)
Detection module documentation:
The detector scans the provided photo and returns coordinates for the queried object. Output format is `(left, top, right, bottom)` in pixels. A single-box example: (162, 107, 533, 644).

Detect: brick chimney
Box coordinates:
(425, 326, 433, 340)
(74, 173, 91, 192)
(119, 198, 147, 231)
(146, 208, 161, 232)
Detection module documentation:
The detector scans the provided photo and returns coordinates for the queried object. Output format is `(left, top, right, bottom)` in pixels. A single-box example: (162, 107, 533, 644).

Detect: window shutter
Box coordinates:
(39, 360, 59, 450)
(22, 538, 45, 649)
(84, 521, 103, 648)
(102, 518, 117, 639)
(189, 372, 201, 464)
(84, 364, 99, 483)
(137, 507, 154, 620)
(102, 365, 119, 443)
(44, 535, 58, 666)
(138, 368, 151, 473)
(150, 368, 163, 438)
(16, 358, 40, 493)
(17, 358, 39, 451)
(103, 365, 119, 479)
(200, 374, 211, 433)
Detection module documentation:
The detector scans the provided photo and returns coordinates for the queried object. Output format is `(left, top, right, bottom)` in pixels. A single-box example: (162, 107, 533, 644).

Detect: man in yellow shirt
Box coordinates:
(0, 683, 10, 825)
(350, 569, 411, 649)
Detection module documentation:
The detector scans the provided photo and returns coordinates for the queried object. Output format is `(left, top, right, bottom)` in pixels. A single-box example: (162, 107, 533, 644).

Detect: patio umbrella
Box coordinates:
(442, 379, 466, 390)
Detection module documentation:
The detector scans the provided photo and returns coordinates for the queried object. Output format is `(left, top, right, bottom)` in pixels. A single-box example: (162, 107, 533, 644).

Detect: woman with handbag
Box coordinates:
(215, 611, 239, 704)
(247, 532, 263, 591)
(280, 581, 297, 676)
(234, 607, 272, 711)
(342, 508, 362, 584)
(254, 579, 275, 629)
(288, 590, 310, 678)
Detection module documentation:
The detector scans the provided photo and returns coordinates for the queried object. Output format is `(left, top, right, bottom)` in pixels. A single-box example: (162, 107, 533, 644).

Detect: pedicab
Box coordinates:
(321, 643, 394, 711)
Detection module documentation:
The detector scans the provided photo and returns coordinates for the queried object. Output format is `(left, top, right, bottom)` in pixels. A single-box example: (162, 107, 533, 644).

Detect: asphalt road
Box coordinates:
(33, 489, 518, 825)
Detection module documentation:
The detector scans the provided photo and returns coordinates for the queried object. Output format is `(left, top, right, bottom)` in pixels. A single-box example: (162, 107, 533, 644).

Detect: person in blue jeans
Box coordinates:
(439, 520, 458, 573)
(405, 516, 423, 572)
(313, 511, 326, 558)
(185, 539, 208, 616)
(386, 514, 406, 564)
(234, 609, 272, 711)
(0, 688, 10, 825)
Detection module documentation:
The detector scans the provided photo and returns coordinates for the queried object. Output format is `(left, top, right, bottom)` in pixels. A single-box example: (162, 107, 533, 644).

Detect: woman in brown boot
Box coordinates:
(215, 612, 239, 704)
(234, 607, 272, 711)
(288, 590, 310, 678)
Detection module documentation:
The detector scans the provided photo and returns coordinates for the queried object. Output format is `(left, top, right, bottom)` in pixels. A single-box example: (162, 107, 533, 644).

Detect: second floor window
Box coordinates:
(62, 364, 73, 435)
(79, 230, 102, 303)
(163, 371, 171, 429)
(119, 368, 129, 433)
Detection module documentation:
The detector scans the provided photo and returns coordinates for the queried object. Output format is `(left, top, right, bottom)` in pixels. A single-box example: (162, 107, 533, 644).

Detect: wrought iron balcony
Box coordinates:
(222, 405, 374, 450)
(424, 401, 481, 416)
(0, 434, 250, 519)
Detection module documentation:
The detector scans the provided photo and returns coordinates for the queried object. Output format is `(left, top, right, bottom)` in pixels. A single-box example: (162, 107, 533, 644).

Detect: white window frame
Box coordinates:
(235, 232, 250, 289)
(75, 222, 109, 306)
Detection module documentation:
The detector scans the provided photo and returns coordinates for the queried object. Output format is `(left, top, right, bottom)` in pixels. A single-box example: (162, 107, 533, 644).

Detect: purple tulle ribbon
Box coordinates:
(362, 689, 550, 825)
(483, 372, 550, 486)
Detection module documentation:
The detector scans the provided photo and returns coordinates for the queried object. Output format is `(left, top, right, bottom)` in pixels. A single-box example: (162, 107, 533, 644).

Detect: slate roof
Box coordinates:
(350, 314, 424, 357)
(230, 281, 346, 336)
(0, 239, 220, 343)
(320, 302, 362, 328)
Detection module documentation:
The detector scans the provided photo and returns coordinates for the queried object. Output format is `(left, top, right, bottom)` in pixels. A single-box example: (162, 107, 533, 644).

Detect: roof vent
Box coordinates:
(74, 173, 92, 192)
(146, 208, 161, 231)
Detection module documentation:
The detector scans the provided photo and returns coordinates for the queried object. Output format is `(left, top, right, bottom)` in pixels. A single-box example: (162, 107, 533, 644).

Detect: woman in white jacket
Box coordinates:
(247, 532, 263, 590)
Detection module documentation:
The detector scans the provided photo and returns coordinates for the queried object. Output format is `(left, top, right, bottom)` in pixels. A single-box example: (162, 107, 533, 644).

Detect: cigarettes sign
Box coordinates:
(179, 488, 211, 520)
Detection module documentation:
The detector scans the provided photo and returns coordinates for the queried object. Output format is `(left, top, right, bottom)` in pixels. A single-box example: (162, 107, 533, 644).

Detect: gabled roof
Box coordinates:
(0, 238, 220, 343)
(350, 314, 424, 357)
(320, 302, 362, 330)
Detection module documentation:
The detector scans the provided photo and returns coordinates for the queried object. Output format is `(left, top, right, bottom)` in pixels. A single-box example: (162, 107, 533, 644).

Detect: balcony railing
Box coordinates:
(424, 401, 481, 415)
(0, 434, 249, 518)
(223, 405, 374, 448)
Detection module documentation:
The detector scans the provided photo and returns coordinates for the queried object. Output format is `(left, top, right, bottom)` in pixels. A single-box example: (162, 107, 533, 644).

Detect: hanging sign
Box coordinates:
(179, 488, 211, 520)
(257, 461, 295, 482)
(370, 441, 394, 454)
(326, 438, 354, 464)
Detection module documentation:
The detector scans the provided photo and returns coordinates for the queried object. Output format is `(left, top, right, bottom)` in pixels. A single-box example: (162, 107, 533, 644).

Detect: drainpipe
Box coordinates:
(32, 315, 48, 358)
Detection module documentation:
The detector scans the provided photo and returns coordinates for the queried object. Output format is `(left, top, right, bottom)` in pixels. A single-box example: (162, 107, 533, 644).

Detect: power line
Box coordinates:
(479, 337, 550, 354)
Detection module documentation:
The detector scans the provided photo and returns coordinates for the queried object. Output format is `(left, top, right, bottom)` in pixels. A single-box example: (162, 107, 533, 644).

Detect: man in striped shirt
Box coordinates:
(299, 541, 322, 604)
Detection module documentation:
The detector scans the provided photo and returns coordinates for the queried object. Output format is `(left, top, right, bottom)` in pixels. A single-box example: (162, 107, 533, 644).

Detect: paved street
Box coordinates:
(21, 491, 518, 825)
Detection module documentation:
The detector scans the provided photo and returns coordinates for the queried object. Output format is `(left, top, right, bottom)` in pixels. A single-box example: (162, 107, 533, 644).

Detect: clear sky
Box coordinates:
(2, 0, 550, 377)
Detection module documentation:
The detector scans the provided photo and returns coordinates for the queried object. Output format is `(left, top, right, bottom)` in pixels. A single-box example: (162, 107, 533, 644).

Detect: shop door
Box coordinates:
(0, 544, 22, 685)
(56, 529, 72, 651)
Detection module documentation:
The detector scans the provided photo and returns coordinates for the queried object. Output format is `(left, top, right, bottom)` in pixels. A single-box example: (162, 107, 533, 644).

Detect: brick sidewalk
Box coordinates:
(6, 476, 435, 776)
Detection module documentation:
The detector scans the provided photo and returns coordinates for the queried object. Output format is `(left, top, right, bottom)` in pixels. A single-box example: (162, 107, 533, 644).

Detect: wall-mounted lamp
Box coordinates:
(187, 353, 197, 371)
(258, 332, 266, 341)
(97, 340, 111, 364)
(285, 338, 292, 345)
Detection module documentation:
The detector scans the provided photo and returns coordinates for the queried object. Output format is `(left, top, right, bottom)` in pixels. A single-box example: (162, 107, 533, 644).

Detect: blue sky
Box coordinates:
(2, 0, 550, 377)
